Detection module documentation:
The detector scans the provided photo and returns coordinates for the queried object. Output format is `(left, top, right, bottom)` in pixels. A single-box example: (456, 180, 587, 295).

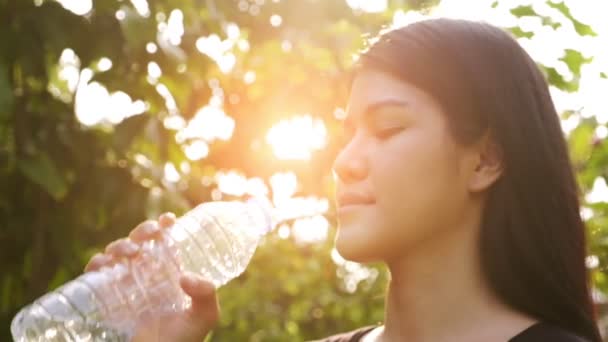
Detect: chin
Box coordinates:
(334, 234, 381, 263)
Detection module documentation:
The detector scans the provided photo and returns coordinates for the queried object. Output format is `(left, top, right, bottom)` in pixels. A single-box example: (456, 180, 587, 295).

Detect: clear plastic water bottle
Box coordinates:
(11, 198, 275, 342)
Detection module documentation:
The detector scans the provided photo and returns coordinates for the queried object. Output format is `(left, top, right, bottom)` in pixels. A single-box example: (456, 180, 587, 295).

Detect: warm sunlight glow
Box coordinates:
(75, 70, 145, 126)
(596, 125, 608, 139)
(216, 172, 270, 199)
(115, 9, 126, 21)
(130, 0, 150, 17)
(580, 206, 594, 221)
(97, 57, 113, 72)
(183, 140, 210, 161)
(226, 23, 241, 40)
(270, 14, 283, 27)
(218, 53, 237, 74)
(244, 70, 256, 84)
(147, 61, 162, 80)
(331, 248, 379, 293)
(196, 34, 223, 58)
(166, 9, 185, 45)
(163, 162, 180, 183)
(586, 255, 600, 269)
(391, 9, 424, 28)
(177, 105, 235, 143)
(75, 81, 107, 126)
(238, 39, 250, 52)
(266, 115, 327, 160)
(163, 115, 186, 130)
(56, 0, 92, 15)
(217, 170, 248, 197)
(270, 171, 298, 205)
(155, 84, 178, 114)
(246, 177, 269, 198)
(345, 0, 387, 13)
(586, 177, 608, 204)
(292, 215, 329, 244)
(559, 112, 580, 137)
(278, 224, 290, 239)
(271, 196, 329, 224)
(49, 48, 80, 102)
(196, 24, 241, 74)
(107, 91, 146, 124)
(146, 42, 158, 54)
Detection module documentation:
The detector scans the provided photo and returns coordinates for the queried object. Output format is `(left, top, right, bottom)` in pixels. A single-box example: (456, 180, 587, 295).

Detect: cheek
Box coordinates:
(366, 131, 467, 255)
(372, 130, 452, 204)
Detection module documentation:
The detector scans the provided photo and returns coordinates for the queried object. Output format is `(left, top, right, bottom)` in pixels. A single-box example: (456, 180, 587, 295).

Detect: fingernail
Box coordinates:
(162, 212, 176, 221)
(88, 254, 111, 270)
(158, 213, 176, 228)
(143, 223, 159, 235)
(125, 242, 139, 254)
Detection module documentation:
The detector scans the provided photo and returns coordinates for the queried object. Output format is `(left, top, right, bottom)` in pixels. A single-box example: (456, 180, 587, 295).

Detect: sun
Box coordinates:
(265, 114, 327, 161)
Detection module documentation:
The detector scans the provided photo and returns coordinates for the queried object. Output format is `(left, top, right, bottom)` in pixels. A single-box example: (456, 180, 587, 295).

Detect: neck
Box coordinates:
(378, 215, 532, 342)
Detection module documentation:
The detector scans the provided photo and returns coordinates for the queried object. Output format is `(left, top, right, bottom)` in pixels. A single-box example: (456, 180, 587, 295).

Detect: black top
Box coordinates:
(314, 322, 589, 341)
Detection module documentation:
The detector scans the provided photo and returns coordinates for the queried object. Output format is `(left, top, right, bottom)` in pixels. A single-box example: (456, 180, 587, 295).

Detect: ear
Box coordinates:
(467, 134, 503, 193)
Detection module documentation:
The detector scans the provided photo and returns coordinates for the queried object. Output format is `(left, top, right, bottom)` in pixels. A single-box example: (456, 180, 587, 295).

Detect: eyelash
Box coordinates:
(374, 127, 403, 140)
(339, 126, 402, 146)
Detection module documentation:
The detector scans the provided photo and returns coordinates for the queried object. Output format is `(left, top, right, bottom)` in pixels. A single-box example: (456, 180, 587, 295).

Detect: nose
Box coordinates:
(332, 137, 368, 184)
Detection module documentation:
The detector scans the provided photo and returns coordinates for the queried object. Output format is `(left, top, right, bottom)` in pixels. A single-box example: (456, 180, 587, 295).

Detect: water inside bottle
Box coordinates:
(11, 198, 324, 341)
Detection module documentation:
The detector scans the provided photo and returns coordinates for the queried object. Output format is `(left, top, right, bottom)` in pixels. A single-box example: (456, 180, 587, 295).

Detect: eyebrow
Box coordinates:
(344, 99, 410, 127)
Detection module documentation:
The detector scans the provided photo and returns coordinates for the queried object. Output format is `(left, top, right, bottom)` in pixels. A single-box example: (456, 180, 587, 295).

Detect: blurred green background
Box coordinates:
(2, 0, 608, 340)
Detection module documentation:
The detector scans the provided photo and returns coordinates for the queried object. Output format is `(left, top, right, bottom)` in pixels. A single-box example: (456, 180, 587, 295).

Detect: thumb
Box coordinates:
(180, 272, 220, 326)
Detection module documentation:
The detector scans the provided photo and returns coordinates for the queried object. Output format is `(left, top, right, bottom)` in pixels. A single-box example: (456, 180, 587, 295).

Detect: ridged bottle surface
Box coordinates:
(11, 200, 272, 342)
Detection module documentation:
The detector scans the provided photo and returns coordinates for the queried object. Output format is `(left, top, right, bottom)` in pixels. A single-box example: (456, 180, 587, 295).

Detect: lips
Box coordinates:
(337, 192, 376, 208)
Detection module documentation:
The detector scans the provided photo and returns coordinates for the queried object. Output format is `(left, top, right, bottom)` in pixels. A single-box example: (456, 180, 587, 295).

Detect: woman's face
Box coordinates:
(333, 70, 480, 263)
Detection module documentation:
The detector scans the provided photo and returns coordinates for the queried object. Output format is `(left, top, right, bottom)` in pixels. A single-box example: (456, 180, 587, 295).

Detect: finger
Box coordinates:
(105, 238, 140, 258)
(158, 212, 176, 229)
(180, 273, 219, 324)
(84, 253, 112, 272)
(128, 220, 161, 243)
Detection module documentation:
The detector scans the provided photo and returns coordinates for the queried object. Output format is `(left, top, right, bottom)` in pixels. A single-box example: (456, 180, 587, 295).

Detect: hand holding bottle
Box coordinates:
(12, 198, 274, 341)
(84, 213, 220, 342)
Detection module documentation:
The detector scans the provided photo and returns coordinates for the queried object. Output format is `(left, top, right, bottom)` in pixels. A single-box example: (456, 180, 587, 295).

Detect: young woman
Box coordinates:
(86, 18, 602, 341)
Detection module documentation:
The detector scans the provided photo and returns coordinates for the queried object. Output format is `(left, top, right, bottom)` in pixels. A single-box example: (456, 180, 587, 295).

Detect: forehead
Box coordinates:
(347, 69, 440, 117)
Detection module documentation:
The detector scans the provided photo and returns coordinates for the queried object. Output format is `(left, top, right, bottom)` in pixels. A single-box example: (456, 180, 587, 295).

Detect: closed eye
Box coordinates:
(374, 127, 403, 140)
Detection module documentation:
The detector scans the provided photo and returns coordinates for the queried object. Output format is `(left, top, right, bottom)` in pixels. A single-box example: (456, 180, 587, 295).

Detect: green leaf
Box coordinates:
(18, 152, 69, 200)
(561, 49, 592, 76)
(508, 26, 534, 39)
(547, 1, 597, 36)
(510, 5, 536, 18)
(119, 8, 157, 51)
(568, 120, 595, 165)
(545, 66, 578, 92)
(0, 61, 13, 118)
(540, 16, 561, 30)
(1, 275, 12, 312)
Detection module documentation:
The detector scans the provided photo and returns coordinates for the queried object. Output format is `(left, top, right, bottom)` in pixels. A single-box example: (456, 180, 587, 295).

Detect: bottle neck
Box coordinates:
(245, 197, 276, 236)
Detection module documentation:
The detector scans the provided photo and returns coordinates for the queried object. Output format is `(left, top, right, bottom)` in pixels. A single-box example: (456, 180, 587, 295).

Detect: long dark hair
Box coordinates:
(356, 18, 601, 341)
